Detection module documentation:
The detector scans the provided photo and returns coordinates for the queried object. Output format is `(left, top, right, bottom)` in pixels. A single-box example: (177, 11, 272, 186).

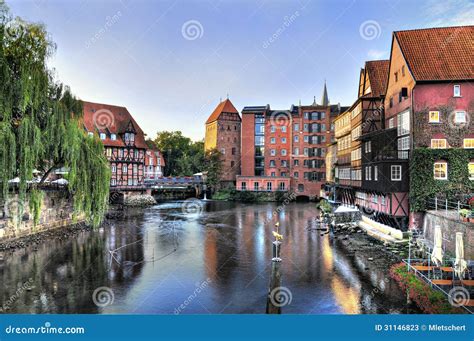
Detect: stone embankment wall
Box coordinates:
(0, 190, 82, 241)
(422, 210, 473, 259)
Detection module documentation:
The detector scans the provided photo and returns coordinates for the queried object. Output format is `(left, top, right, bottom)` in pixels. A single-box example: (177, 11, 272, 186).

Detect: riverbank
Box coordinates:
(212, 189, 300, 202)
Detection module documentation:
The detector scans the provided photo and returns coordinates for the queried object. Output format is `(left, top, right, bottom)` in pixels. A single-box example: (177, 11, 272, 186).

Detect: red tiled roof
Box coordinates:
(365, 60, 389, 97)
(205, 99, 239, 124)
(394, 26, 474, 81)
(82, 101, 148, 149)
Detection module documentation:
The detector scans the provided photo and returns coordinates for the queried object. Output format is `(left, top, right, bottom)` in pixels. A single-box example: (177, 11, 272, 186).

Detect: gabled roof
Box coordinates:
(205, 99, 240, 124)
(394, 26, 474, 81)
(364, 60, 389, 97)
(82, 101, 148, 149)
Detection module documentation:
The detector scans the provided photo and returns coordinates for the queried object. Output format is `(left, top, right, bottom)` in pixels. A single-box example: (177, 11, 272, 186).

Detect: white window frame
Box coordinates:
(110, 133, 117, 140)
(429, 111, 440, 123)
(464, 139, 474, 149)
(430, 139, 447, 149)
(388, 117, 395, 129)
(374, 165, 378, 181)
(433, 162, 448, 180)
(454, 111, 466, 124)
(453, 84, 461, 97)
(391, 165, 402, 181)
(469, 162, 474, 180)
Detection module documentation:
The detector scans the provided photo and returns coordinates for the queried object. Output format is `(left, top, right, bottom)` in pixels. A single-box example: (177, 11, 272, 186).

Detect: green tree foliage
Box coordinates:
(0, 4, 110, 226)
(410, 148, 474, 211)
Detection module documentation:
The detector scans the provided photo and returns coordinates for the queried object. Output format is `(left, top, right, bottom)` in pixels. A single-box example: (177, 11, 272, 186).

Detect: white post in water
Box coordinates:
(202, 171, 208, 200)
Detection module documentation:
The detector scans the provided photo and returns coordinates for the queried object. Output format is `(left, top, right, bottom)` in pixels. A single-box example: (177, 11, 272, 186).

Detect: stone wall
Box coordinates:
(422, 210, 473, 259)
(0, 190, 82, 241)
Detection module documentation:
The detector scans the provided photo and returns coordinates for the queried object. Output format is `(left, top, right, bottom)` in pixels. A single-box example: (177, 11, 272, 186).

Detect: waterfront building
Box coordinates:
(83, 101, 151, 189)
(204, 99, 242, 188)
(238, 85, 347, 198)
(144, 149, 165, 179)
(331, 25, 474, 230)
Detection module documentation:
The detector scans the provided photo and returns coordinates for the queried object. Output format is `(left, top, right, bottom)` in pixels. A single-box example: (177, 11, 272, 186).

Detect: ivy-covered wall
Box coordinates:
(410, 148, 474, 211)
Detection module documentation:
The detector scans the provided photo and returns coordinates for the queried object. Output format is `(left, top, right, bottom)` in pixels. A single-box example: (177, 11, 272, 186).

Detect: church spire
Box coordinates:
(312, 96, 317, 106)
(321, 80, 329, 106)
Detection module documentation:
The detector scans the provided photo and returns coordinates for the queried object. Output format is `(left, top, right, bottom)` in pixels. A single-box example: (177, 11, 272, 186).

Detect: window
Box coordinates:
(398, 136, 410, 158)
(469, 162, 474, 180)
(119, 149, 124, 158)
(254, 182, 259, 191)
(293, 147, 299, 156)
(266, 182, 272, 191)
(281, 138, 287, 144)
(455, 111, 466, 123)
(221, 148, 225, 154)
(434, 162, 448, 180)
(397, 110, 410, 136)
(372, 195, 378, 204)
(231, 161, 235, 167)
(241, 182, 247, 190)
(364, 141, 371, 153)
(99, 133, 106, 140)
(294, 123, 299, 132)
(269, 160, 276, 167)
(271, 172, 276, 177)
(279, 182, 286, 190)
(389, 97, 393, 108)
(281, 126, 287, 133)
(111, 164, 116, 173)
(389, 117, 395, 129)
(402, 65, 405, 77)
(454, 85, 461, 97)
(122, 165, 127, 173)
(128, 178, 133, 186)
(374, 166, 378, 181)
(133, 164, 138, 175)
(298, 184, 304, 192)
(464, 139, 474, 149)
(431, 139, 447, 149)
(294, 160, 299, 166)
(429, 111, 440, 123)
(391, 165, 402, 181)
(110, 133, 116, 140)
(271, 149, 276, 156)
(381, 196, 386, 206)
(394, 72, 398, 82)
(304, 135, 309, 142)
(231, 147, 236, 155)
(270, 125, 276, 133)
(106, 148, 112, 157)
(294, 172, 299, 178)
(294, 135, 299, 142)
(281, 149, 287, 156)
(270, 137, 276, 144)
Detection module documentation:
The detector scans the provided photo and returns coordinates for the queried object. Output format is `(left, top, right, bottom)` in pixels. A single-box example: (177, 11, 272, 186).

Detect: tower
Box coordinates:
(321, 81, 329, 106)
(204, 99, 241, 187)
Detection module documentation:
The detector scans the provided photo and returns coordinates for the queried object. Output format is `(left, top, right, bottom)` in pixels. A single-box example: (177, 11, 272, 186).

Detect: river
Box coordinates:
(0, 200, 419, 314)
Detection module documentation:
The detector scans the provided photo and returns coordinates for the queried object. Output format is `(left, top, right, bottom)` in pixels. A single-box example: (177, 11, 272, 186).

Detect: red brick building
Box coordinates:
(82, 101, 150, 189)
(144, 149, 165, 179)
(204, 99, 241, 187)
(238, 85, 347, 198)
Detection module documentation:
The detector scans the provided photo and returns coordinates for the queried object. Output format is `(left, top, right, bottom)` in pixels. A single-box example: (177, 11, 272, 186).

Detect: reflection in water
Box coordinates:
(0, 201, 417, 314)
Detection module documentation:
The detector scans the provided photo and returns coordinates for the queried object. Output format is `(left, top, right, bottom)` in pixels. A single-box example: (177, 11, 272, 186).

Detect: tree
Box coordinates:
(0, 4, 110, 226)
(203, 148, 222, 189)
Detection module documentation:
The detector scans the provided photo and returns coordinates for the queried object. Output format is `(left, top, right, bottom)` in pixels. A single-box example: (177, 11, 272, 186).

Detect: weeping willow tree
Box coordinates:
(0, 3, 110, 227)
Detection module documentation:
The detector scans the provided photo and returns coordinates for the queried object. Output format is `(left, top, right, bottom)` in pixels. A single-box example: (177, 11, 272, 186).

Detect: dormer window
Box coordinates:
(454, 85, 461, 97)
(100, 133, 106, 140)
(110, 134, 117, 140)
(124, 132, 135, 142)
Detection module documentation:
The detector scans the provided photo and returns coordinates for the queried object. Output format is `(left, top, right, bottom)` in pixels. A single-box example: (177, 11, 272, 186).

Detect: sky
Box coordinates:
(7, 0, 474, 141)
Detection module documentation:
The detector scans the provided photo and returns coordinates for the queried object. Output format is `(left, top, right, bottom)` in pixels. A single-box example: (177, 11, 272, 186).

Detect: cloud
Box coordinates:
(422, 0, 474, 27)
(367, 49, 388, 59)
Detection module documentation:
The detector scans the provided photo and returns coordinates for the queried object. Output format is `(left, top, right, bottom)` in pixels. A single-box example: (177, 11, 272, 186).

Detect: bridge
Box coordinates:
(109, 175, 206, 203)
